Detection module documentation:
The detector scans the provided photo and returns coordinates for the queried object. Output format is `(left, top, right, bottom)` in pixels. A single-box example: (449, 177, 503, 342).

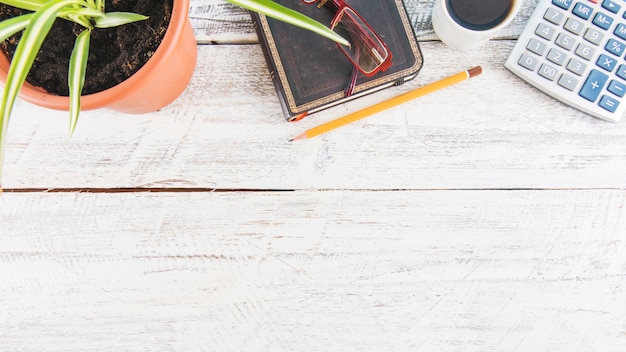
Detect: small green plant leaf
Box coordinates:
(58, 5, 105, 29)
(61, 14, 94, 29)
(68, 29, 90, 136)
(94, 0, 104, 12)
(0, 0, 47, 12)
(94, 12, 148, 28)
(226, 0, 349, 47)
(0, 13, 33, 42)
(0, 0, 82, 180)
(59, 7, 104, 19)
(58, 4, 105, 29)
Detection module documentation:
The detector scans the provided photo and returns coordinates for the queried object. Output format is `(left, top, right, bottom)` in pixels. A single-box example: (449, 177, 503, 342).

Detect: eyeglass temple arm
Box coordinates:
(344, 66, 359, 97)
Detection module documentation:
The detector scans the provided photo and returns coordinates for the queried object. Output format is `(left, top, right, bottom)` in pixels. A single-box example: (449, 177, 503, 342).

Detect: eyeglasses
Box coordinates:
(302, 0, 393, 96)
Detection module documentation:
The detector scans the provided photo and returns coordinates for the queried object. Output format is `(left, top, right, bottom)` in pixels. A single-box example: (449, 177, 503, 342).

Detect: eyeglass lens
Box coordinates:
(331, 7, 389, 75)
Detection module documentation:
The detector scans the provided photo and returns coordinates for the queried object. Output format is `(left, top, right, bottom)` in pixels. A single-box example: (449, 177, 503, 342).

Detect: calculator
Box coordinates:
(505, 0, 626, 122)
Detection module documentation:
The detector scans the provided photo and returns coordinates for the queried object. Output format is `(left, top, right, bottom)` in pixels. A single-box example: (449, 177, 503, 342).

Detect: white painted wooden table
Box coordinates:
(1, 0, 625, 350)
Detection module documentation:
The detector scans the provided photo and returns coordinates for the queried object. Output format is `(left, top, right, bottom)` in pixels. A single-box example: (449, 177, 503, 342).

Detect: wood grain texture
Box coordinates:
(1, 1, 625, 350)
(1, 190, 625, 351)
(3, 41, 626, 190)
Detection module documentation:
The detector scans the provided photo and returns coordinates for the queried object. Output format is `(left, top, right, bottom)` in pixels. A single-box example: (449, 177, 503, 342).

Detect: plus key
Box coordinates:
(580, 69, 609, 102)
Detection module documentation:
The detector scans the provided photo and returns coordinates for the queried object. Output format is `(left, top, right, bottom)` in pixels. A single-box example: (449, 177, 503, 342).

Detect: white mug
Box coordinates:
(432, 0, 522, 50)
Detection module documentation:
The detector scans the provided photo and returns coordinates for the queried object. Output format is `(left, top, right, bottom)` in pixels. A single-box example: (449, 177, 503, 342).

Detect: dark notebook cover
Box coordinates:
(251, 0, 424, 121)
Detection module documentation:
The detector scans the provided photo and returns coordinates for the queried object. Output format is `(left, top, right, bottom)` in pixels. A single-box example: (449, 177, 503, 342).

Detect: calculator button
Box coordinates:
(596, 53, 617, 71)
(518, 53, 540, 71)
(573, 2, 594, 20)
(545, 8, 565, 24)
(607, 80, 626, 96)
(536, 23, 557, 40)
(614, 24, 626, 41)
(599, 95, 619, 112)
(553, 0, 573, 10)
(556, 33, 576, 50)
(567, 57, 588, 75)
(547, 48, 567, 65)
(584, 27, 605, 45)
(539, 63, 559, 80)
(605, 38, 625, 56)
(575, 43, 596, 60)
(592, 12, 613, 30)
(527, 38, 548, 55)
(580, 69, 609, 101)
(558, 73, 579, 90)
(564, 18, 585, 35)
(616, 64, 626, 80)
(601, 0, 621, 13)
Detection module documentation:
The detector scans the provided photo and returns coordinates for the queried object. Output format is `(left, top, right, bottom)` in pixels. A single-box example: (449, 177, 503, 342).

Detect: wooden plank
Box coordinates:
(3, 41, 626, 190)
(1, 189, 624, 351)
(189, 0, 259, 44)
(189, 0, 540, 44)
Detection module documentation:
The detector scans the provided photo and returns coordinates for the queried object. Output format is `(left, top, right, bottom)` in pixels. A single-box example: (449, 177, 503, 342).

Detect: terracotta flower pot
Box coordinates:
(0, 0, 197, 114)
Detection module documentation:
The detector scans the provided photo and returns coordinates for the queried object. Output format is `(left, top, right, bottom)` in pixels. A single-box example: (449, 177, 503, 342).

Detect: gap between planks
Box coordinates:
(2, 187, 626, 194)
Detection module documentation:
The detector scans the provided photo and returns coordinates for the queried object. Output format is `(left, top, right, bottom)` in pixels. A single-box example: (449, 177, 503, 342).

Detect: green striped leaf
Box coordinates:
(226, 0, 349, 46)
(94, 12, 148, 28)
(0, 0, 47, 12)
(0, 13, 33, 42)
(68, 29, 90, 136)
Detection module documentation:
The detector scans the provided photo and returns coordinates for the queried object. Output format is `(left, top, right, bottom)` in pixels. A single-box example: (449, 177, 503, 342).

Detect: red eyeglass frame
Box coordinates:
(302, 0, 393, 96)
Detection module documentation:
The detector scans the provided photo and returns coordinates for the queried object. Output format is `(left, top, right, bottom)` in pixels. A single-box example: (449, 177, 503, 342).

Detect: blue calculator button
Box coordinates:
(573, 2, 594, 20)
(553, 0, 573, 10)
(617, 64, 626, 80)
(593, 12, 614, 30)
(596, 54, 617, 71)
(605, 39, 625, 56)
(599, 95, 619, 112)
(615, 24, 626, 41)
(602, 0, 621, 14)
(608, 80, 626, 97)
(580, 69, 609, 102)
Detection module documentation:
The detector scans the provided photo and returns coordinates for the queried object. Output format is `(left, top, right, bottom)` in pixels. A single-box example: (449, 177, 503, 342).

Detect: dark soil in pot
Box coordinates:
(0, 0, 173, 96)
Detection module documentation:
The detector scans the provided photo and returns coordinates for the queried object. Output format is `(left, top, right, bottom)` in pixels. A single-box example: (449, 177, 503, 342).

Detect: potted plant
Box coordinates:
(0, 0, 344, 183)
(0, 0, 198, 182)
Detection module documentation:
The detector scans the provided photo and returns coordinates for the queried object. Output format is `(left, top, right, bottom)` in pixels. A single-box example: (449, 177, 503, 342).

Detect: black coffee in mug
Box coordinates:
(447, 0, 514, 31)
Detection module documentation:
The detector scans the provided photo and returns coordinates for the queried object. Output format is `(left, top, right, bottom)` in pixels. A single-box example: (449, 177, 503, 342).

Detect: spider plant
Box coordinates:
(0, 0, 147, 182)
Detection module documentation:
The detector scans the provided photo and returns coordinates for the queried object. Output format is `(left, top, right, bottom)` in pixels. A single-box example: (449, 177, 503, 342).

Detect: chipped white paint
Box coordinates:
(1, 190, 625, 351)
(0, 1, 625, 351)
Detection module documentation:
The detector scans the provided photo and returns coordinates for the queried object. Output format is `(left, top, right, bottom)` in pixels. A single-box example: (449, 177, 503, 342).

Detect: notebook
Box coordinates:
(251, 0, 424, 121)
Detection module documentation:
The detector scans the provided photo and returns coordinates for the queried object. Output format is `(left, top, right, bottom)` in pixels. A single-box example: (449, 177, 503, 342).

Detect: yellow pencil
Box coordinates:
(290, 66, 483, 141)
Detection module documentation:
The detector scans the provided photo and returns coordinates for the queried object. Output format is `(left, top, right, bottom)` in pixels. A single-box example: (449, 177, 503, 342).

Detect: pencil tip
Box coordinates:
(290, 133, 306, 141)
(468, 66, 483, 78)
